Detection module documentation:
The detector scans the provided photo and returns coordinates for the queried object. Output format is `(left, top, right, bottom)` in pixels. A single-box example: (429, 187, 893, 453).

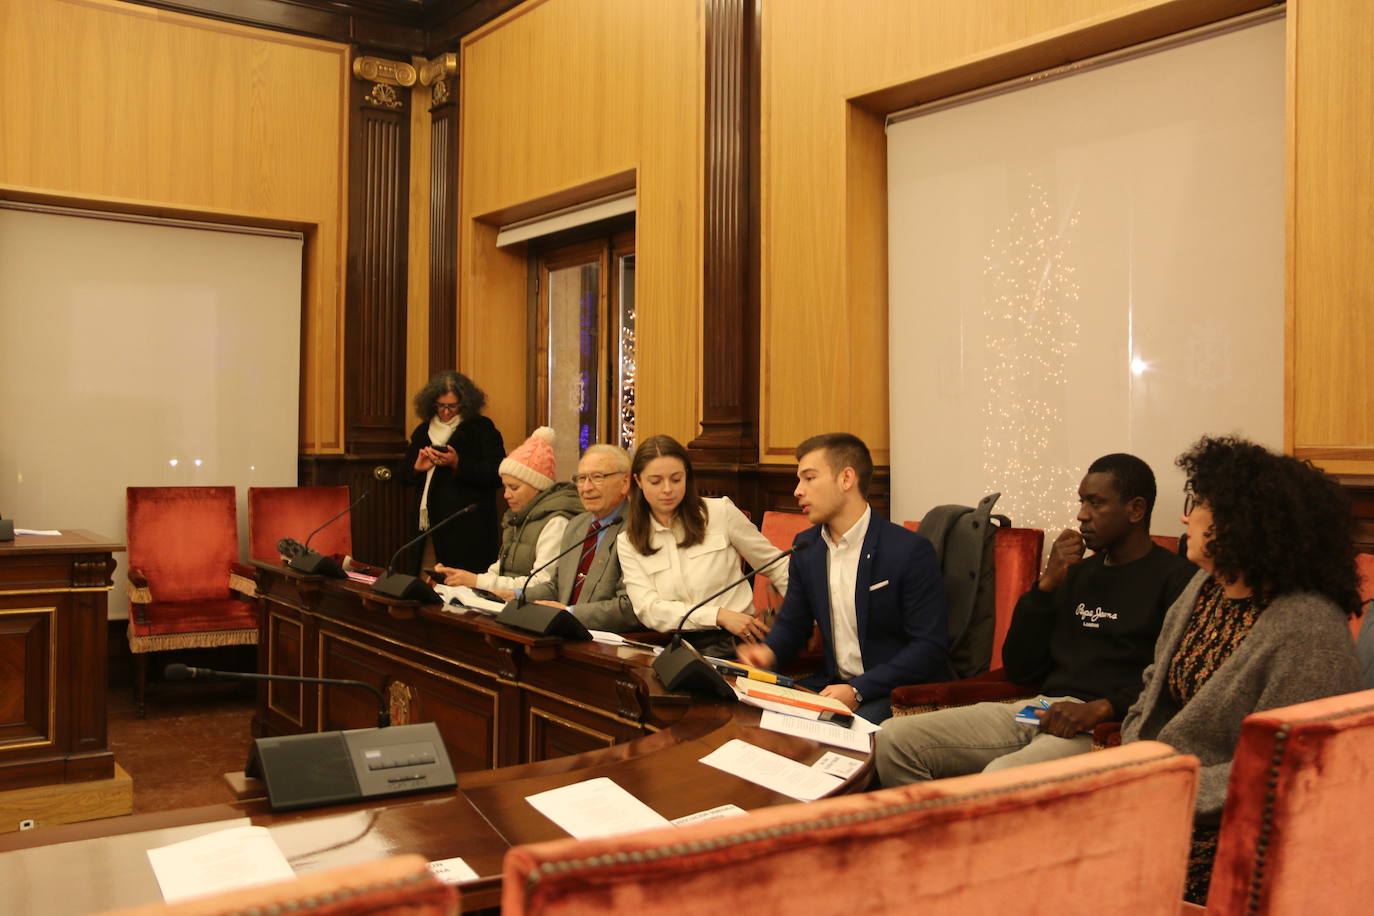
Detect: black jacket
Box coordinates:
(399, 416, 505, 572)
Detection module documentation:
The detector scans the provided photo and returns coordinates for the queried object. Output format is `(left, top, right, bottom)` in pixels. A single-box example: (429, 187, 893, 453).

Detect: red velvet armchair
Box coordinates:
(752, 510, 812, 624)
(502, 741, 1198, 915)
(1182, 688, 1374, 914)
(247, 485, 353, 563)
(102, 853, 457, 916)
(890, 523, 1044, 715)
(125, 486, 258, 717)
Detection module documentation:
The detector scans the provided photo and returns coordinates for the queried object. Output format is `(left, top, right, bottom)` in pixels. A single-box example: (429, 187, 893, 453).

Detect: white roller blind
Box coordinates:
(886, 16, 1285, 537)
(0, 205, 303, 618)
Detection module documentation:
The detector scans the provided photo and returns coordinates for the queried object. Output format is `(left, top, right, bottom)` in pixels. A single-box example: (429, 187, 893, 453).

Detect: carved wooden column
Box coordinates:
(346, 55, 414, 457)
(301, 54, 416, 563)
(421, 53, 459, 377)
(690, 0, 762, 504)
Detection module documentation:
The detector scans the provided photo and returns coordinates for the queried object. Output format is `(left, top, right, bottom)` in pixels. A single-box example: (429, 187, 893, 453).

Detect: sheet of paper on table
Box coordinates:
(15, 528, 61, 536)
(589, 630, 665, 655)
(757, 709, 872, 753)
(699, 739, 843, 802)
(812, 751, 866, 779)
(525, 777, 673, 839)
(670, 803, 748, 826)
(146, 824, 295, 902)
(428, 857, 480, 884)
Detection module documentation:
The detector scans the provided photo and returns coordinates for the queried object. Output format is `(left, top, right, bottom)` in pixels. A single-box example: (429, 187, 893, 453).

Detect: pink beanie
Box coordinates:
(499, 426, 558, 490)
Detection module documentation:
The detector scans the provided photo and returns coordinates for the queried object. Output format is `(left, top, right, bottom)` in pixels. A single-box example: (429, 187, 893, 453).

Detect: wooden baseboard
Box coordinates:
(0, 763, 133, 833)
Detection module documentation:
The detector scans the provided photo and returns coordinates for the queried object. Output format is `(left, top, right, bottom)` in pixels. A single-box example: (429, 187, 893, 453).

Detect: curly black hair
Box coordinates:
(1178, 435, 1360, 616)
(412, 370, 486, 422)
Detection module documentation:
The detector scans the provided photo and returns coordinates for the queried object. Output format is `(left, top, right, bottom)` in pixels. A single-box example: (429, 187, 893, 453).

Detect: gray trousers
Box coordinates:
(874, 695, 1095, 786)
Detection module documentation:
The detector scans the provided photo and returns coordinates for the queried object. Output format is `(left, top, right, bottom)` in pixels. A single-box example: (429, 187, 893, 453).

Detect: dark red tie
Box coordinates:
(568, 521, 602, 604)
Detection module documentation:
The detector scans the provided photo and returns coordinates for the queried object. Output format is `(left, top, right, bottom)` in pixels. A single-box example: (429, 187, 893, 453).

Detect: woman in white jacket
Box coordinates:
(617, 435, 787, 657)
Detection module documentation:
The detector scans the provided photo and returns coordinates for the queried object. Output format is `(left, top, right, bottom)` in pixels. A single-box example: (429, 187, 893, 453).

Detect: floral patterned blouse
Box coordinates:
(1167, 576, 1264, 707)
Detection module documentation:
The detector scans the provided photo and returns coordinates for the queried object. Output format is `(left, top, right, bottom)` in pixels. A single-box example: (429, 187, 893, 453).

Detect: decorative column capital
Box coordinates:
(419, 52, 458, 86)
(352, 56, 418, 87)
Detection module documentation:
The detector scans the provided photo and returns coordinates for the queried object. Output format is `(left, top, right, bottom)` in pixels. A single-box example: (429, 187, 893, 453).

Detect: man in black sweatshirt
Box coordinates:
(874, 453, 1196, 784)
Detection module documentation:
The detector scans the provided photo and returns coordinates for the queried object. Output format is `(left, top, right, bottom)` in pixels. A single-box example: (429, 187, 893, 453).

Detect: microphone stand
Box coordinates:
(165, 663, 389, 726)
(652, 543, 806, 698)
(495, 516, 625, 639)
(371, 504, 477, 602)
(288, 490, 370, 579)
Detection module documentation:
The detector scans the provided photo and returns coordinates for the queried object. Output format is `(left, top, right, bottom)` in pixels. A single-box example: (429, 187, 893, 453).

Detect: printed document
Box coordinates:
(699, 739, 843, 802)
(146, 824, 295, 902)
(525, 777, 672, 839)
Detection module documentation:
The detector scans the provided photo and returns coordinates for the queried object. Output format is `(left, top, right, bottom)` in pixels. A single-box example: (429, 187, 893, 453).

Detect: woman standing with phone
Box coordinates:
(400, 371, 505, 573)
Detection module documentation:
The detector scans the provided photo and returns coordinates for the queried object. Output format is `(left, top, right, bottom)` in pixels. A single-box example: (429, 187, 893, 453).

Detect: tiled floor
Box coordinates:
(107, 683, 257, 814)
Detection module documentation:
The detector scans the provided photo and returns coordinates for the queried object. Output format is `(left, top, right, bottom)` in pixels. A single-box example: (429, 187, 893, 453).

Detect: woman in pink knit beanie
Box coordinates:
(435, 427, 582, 596)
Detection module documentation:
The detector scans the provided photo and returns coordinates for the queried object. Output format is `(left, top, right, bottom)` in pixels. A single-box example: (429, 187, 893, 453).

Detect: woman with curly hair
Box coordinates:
(1122, 435, 1362, 902)
(399, 371, 505, 573)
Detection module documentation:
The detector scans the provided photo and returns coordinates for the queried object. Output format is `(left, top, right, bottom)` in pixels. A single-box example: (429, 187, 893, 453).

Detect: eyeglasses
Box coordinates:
(434, 402, 461, 413)
(1183, 487, 1199, 517)
(573, 471, 626, 487)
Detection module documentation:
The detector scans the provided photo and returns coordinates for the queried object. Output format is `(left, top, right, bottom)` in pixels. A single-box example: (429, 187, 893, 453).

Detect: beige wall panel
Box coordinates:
(460, 0, 702, 450)
(761, 0, 1235, 463)
(0, 0, 349, 452)
(460, 222, 528, 448)
(1291, 0, 1374, 471)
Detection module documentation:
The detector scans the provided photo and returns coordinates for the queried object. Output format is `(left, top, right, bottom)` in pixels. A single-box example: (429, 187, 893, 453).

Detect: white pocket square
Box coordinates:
(869, 580, 890, 592)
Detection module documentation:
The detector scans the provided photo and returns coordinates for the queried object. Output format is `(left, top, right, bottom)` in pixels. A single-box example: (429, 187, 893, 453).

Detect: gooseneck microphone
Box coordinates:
(652, 541, 809, 698)
(495, 516, 625, 639)
(287, 489, 371, 578)
(164, 663, 390, 727)
(371, 503, 477, 602)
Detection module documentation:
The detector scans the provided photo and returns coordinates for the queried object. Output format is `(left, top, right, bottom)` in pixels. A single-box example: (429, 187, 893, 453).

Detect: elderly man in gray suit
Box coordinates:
(520, 444, 638, 631)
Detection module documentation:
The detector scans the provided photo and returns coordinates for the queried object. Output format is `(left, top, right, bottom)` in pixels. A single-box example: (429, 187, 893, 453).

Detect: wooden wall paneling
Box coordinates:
(759, 0, 1276, 465)
(121, 0, 427, 55)
(459, 0, 702, 447)
(1290, 0, 1374, 473)
(0, 0, 350, 454)
(689, 0, 759, 467)
(346, 60, 414, 456)
(296, 456, 409, 568)
(426, 56, 461, 378)
(843, 105, 891, 467)
(406, 60, 434, 407)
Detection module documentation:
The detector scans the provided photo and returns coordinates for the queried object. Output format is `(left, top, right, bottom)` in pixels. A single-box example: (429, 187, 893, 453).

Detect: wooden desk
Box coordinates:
(0, 530, 122, 789)
(250, 560, 693, 771)
(0, 701, 872, 914)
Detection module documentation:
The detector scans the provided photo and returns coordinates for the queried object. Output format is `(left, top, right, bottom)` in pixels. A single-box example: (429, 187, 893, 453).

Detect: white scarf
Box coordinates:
(419, 414, 460, 529)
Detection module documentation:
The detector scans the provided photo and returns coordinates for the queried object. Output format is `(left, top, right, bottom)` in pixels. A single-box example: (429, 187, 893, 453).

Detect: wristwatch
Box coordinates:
(851, 686, 864, 705)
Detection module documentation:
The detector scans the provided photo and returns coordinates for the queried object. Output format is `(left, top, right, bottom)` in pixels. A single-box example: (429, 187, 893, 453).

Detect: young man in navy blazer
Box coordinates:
(737, 433, 950, 722)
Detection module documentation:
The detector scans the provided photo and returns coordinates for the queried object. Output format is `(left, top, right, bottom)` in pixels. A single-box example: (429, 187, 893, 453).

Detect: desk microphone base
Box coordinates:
(496, 600, 593, 640)
(653, 641, 736, 699)
(245, 722, 455, 812)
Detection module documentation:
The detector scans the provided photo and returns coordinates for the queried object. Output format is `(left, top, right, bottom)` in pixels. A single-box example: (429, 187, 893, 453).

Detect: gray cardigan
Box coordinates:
(1121, 570, 1361, 824)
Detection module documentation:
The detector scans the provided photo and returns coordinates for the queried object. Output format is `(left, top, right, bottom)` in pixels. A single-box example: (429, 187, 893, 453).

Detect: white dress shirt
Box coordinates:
(823, 506, 871, 680)
(617, 497, 789, 632)
(475, 515, 570, 592)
